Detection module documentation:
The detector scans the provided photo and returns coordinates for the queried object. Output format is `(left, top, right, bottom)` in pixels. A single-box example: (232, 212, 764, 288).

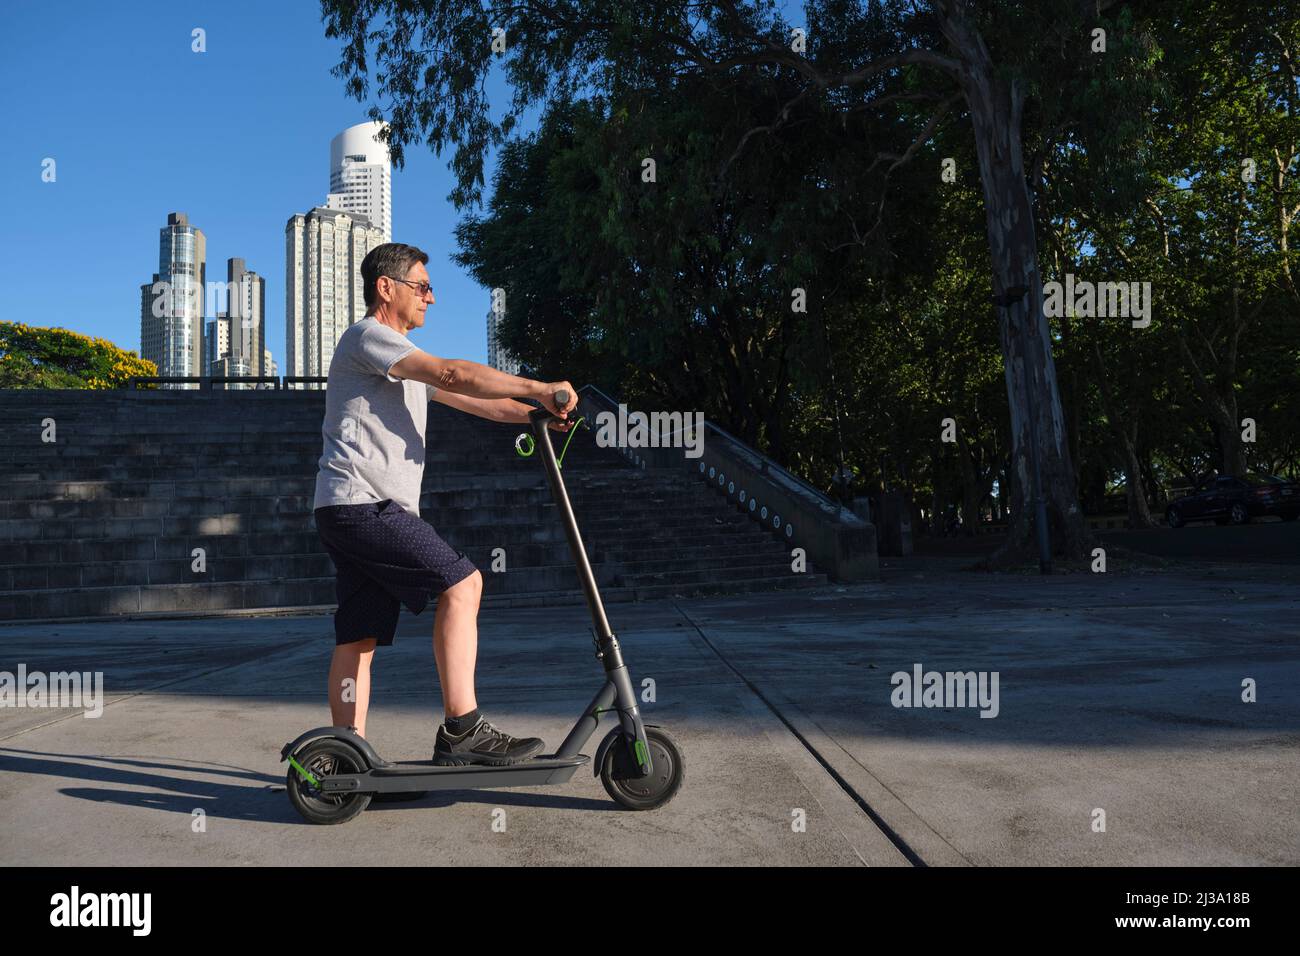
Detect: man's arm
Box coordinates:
(390, 348, 575, 418)
(430, 389, 537, 424)
(392, 350, 539, 401)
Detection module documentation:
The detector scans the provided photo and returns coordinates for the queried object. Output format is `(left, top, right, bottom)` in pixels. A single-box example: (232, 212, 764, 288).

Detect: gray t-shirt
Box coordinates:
(313, 316, 437, 517)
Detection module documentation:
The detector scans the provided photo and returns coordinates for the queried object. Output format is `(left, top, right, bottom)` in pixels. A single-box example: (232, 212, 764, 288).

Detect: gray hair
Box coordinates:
(361, 243, 429, 312)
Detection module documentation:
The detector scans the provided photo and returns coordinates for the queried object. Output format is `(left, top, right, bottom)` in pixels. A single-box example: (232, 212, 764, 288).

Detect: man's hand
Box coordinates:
(543, 381, 576, 431)
(539, 381, 577, 419)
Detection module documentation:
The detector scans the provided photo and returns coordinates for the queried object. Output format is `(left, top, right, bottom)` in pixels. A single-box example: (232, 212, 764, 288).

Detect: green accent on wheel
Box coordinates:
(288, 756, 318, 786)
(634, 738, 649, 767)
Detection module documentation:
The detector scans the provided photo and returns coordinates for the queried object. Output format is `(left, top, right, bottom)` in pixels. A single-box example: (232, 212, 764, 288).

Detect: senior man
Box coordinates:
(313, 242, 575, 766)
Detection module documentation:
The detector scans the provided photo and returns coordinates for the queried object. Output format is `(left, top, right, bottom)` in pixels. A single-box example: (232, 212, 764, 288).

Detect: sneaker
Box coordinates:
(432, 716, 545, 766)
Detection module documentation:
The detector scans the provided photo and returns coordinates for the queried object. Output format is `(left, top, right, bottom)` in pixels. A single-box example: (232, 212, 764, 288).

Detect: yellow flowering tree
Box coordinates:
(0, 321, 156, 389)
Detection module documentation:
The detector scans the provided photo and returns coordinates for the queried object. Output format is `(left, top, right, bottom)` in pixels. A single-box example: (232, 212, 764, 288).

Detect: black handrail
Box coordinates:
(578, 383, 845, 514)
(126, 376, 328, 390)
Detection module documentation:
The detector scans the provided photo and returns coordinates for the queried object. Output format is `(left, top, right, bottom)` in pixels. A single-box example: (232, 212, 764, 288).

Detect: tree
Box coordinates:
(318, 0, 1216, 559)
(1143, 6, 1300, 477)
(1057, 3, 1300, 494)
(0, 321, 155, 389)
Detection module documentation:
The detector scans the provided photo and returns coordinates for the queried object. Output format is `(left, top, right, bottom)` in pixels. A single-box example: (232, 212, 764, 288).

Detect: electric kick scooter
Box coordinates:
(282, 390, 685, 824)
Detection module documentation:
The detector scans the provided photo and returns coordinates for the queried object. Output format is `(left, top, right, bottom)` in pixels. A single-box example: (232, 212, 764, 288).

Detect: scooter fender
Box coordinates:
(593, 723, 663, 778)
(280, 726, 386, 769)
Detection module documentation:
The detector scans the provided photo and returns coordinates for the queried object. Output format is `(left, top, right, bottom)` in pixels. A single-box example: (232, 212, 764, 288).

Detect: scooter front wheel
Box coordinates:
(600, 726, 684, 810)
(286, 738, 372, 825)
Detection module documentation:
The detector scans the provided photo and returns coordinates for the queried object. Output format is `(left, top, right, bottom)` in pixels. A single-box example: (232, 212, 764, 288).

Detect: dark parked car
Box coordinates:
(1166, 473, 1300, 528)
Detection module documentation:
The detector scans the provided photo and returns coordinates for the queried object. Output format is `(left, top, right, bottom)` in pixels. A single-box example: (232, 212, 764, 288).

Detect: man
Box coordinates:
(313, 242, 576, 766)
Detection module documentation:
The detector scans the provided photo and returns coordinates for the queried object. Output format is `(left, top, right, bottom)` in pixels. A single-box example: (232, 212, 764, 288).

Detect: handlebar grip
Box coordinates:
(527, 388, 572, 425)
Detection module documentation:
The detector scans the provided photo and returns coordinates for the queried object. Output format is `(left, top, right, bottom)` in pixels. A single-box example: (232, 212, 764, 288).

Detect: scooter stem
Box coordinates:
(527, 399, 621, 667)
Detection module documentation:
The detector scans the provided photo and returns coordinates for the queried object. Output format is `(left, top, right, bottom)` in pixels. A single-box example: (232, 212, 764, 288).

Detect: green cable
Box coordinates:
(556, 417, 585, 469)
(514, 416, 586, 470)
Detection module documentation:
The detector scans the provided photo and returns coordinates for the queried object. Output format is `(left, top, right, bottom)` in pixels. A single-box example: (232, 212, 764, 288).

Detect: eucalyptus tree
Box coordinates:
(321, 0, 1171, 558)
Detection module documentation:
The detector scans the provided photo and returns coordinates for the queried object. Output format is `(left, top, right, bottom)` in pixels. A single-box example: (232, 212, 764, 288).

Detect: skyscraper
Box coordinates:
(487, 306, 520, 376)
(206, 315, 230, 374)
(325, 121, 392, 242)
(206, 258, 267, 388)
(140, 212, 206, 387)
(285, 207, 386, 386)
(224, 257, 266, 377)
(139, 271, 161, 371)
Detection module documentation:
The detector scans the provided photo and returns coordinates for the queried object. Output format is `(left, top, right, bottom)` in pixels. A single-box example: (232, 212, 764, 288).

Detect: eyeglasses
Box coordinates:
(388, 276, 432, 297)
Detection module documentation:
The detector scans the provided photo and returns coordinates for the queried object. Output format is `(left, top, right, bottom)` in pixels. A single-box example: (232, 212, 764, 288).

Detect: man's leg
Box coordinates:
(329, 637, 377, 736)
(432, 570, 483, 719)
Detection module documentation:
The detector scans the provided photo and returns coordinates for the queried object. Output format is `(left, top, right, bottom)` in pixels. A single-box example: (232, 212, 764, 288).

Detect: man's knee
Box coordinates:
(442, 569, 482, 608)
(334, 637, 377, 658)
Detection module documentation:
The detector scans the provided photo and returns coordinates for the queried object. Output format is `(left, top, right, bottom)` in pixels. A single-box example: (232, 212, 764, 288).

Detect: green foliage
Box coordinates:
(0, 321, 156, 389)
(1049, 1, 1300, 495)
(324, 0, 1300, 524)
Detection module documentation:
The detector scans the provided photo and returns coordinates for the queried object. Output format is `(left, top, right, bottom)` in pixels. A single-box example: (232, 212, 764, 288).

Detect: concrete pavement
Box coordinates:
(1, 560, 1296, 866)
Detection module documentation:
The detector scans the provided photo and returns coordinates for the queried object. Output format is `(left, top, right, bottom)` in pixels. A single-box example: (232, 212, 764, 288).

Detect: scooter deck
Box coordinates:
(317, 754, 590, 795)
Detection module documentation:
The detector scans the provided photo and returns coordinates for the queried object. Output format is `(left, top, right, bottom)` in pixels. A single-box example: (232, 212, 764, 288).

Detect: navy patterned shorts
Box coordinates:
(314, 498, 479, 646)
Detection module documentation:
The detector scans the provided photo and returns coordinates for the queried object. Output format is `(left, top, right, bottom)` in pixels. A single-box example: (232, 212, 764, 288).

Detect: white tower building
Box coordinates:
(325, 121, 392, 242)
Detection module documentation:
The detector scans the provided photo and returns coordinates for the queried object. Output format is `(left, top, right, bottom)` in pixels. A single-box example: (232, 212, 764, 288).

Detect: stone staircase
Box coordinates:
(0, 389, 828, 621)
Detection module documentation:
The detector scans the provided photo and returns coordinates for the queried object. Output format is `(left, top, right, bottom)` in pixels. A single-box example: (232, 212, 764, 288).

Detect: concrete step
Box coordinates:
(0, 487, 718, 520)
(0, 525, 779, 567)
(0, 549, 797, 594)
(0, 505, 760, 541)
(0, 387, 830, 620)
(5, 461, 630, 482)
(0, 470, 695, 502)
(0, 569, 830, 621)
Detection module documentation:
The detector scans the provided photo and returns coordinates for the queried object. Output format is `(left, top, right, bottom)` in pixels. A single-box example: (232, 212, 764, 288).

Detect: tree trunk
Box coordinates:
(1212, 397, 1246, 476)
(1090, 343, 1154, 528)
(929, 450, 945, 535)
(1139, 452, 1163, 512)
(1120, 430, 1156, 528)
(940, 13, 1091, 562)
(955, 429, 991, 534)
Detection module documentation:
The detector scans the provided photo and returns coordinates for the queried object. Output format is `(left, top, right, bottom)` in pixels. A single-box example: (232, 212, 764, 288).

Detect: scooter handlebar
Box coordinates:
(529, 388, 572, 425)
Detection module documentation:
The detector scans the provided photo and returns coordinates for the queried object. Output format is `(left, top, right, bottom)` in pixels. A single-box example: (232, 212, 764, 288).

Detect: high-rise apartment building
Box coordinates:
(206, 315, 230, 373)
(487, 306, 521, 376)
(203, 258, 266, 388)
(140, 212, 206, 387)
(139, 272, 161, 374)
(223, 257, 266, 377)
(285, 207, 386, 386)
(325, 121, 392, 242)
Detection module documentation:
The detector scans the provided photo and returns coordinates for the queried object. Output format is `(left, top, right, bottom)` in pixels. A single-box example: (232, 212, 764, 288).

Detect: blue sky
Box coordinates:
(0, 0, 539, 367)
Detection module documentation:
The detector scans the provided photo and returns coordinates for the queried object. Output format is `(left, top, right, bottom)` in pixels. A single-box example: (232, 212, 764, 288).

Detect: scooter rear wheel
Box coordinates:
(600, 726, 684, 810)
(287, 738, 372, 825)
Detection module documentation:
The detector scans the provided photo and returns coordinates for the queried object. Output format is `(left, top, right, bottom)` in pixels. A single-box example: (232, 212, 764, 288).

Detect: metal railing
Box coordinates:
(579, 384, 849, 515)
(127, 376, 327, 390)
(576, 384, 877, 581)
